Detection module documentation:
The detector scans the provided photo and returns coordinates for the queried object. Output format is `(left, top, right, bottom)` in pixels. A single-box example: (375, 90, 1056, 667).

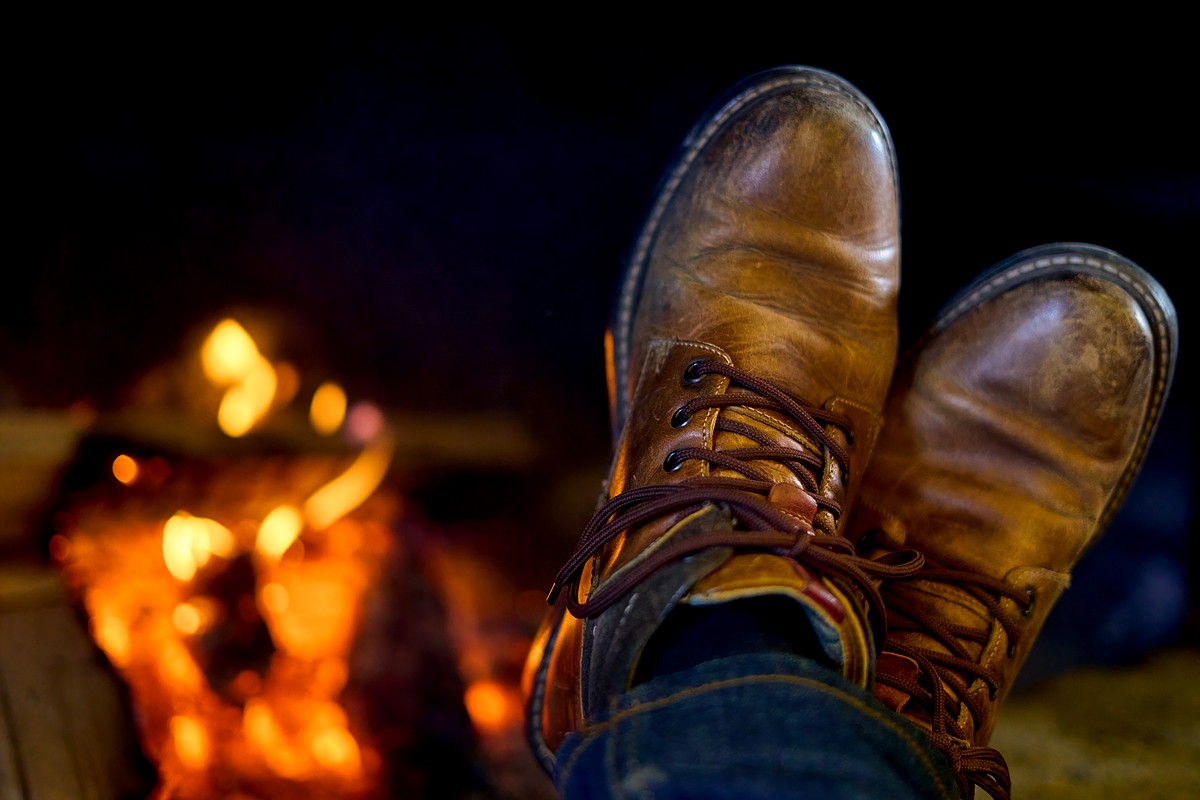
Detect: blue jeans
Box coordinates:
(553, 652, 956, 800)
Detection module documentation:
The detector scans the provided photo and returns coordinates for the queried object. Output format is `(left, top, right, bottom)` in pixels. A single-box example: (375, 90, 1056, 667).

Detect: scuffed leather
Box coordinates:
(854, 247, 1178, 749)
(524, 66, 902, 775)
(615, 69, 900, 450)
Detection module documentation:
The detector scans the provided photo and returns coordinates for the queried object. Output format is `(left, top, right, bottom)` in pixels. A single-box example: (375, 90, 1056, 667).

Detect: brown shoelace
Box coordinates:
(876, 555, 1035, 800)
(547, 359, 923, 648)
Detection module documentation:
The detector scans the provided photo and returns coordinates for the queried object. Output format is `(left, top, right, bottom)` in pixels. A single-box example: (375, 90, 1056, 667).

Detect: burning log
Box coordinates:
(46, 432, 491, 799)
(3, 313, 554, 799)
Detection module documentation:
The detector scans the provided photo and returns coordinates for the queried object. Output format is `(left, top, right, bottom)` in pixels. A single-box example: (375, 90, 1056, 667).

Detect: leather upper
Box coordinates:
(524, 66, 904, 774)
(614, 67, 901, 445)
(850, 244, 1178, 794)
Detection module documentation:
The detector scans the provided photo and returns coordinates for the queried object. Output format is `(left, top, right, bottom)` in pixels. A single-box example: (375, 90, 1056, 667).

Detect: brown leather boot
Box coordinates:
(523, 65, 915, 775)
(849, 243, 1179, 799)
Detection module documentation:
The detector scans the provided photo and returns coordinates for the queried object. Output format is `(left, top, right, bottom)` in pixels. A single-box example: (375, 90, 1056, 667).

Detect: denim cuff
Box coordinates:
(555, 652, 956, 800)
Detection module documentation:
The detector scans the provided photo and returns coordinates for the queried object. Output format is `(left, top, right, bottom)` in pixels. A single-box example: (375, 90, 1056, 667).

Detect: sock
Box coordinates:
(631, 597, 835, 684)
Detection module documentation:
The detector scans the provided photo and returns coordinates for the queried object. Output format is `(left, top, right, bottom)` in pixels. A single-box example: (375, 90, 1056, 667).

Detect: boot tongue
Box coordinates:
(710, 402, 850, 537)
(675, 470, 869, 687)
(680, 553, 868, 680)
(687, 409, 876, 678)
(678, 483, 823, 612)
(766, 481, 819, 522)
(580, 340, 870, 711)
(705, 407, 830, 494)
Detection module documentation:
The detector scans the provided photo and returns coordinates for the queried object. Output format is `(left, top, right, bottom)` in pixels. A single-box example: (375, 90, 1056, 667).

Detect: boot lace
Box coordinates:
(876, 553, 1035, 800)
(547, 359, 923, 646)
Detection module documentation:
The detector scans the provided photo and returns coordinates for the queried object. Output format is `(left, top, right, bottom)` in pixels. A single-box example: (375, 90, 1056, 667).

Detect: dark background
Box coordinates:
(7, 27, 1196, 682)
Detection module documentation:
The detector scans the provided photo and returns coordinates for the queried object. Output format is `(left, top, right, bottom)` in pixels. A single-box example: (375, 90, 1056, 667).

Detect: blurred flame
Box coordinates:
(263, 560, 365, 660)
(260, 581, 289, 614)
(202, 319, 259, 384)
(201, 318, 279, 437)
(112, 454, 139, 484)
(464, 679, 521, 737)
(171, 715, 210, 770)
(50, 313, 434, 798)
(163, 512, 237, 582)
(159, 639, 205, 693)
(172, 603, 202, 635)
(171, 598, 217, 636)
(94, 615, 131, 668)
(256, 505, 304, 562)
(312, 726, 361, 773)
(218, 356, 277, 437)
(304, 428, 394, 531)
(275, 362, 300, 406)
(310, 381, 347, 436)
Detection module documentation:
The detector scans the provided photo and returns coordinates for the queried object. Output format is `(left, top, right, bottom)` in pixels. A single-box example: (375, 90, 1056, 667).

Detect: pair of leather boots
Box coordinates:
(522, 65, 1179, 800)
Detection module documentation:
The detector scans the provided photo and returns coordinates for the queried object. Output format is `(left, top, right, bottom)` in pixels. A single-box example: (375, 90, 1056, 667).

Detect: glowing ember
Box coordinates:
(255, 506, 303, 563)
(200, 318, 279, 437)
(217, 357, 277, 438)
(303, 430, 394, 532)
(309, 381, 347, 436)
(56, 453, 397, 799)
(201, 319, 260, 385)
(47, 315, 410, 798)
(464, 679, 523, 737)
(46, 314, 538, 798)
(163, 512, 237, 582)
(113, 453, 139, 484)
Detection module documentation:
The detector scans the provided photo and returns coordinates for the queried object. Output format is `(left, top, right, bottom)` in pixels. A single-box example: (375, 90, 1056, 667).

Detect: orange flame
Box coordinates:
(309, 381, 347, 436)
(43, 311, 531, 798)
(200, 318, 278, 437)
(303, 426, 394, 532)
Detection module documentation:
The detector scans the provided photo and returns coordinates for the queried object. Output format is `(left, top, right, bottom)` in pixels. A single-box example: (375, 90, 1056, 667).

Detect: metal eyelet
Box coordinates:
(670, 407, 691, 428)
(663, 450, 684, 472)
(681, 359, 707, 386)
(1023, 587, 1036, 617)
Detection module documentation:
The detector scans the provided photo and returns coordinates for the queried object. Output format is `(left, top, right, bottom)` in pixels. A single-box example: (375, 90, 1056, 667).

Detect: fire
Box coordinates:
(464, 679, 523, 737)
(49, 314, 540, 798)
(94, 614, 132, 668)
(113, 453, 139, 484)
(59, 461, 396, 797)
(163, 512, 237, 582)
(171, 602, 202, 635)
(255, 505, 304, 562)
(312, 726, 361, 772)
(170, 716, 210, 770)
(200, 318, 279, 438)
(303, 428, 394, 532)
(201, 318, 261, 384)
(309, 381, 347, 436)
(50, 316, 406, 798)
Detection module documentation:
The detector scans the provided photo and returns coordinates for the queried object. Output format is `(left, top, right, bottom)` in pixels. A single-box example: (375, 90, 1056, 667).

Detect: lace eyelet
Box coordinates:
(662, 450, 684, 472)
(681, 359, 707, 386)
(1023, 587, 1036, 617)
(670, 407, 691, 428)
(1007, 642, 1017, 658)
